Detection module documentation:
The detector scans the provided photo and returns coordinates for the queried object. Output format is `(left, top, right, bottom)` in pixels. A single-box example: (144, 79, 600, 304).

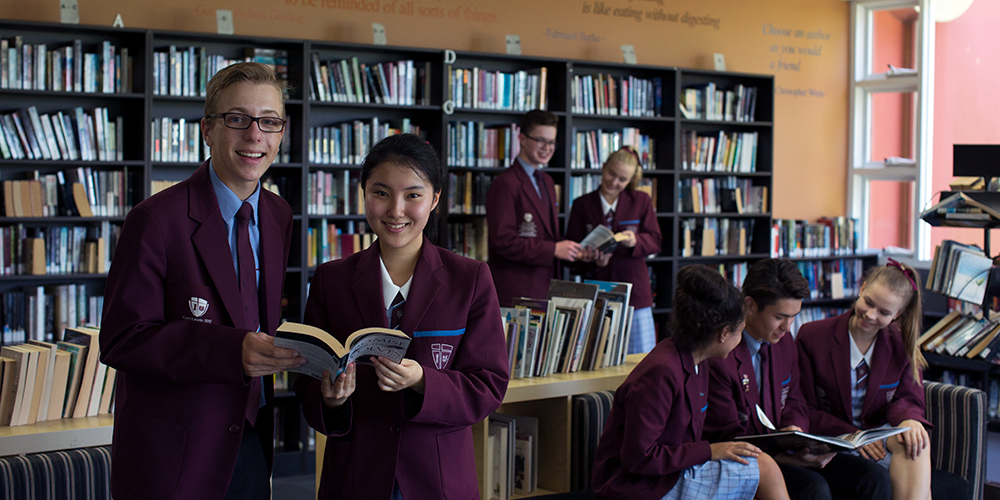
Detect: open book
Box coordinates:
(274, 322, 411, 380)
(579, 225, 627, 253)
(737, 427, 909, 453)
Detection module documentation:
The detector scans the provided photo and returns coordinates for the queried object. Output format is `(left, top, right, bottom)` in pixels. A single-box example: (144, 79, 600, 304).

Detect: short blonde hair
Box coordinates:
(204, 62, 289, 118)
(603, 147, 642, 190)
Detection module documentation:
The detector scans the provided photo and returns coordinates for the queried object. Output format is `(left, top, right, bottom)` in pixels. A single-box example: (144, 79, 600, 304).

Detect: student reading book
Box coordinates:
(274, 322, 410, 380)
(294, 134, 508, 500)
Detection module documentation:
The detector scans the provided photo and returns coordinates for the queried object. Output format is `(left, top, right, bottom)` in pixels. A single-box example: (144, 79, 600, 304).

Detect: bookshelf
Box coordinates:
(0, 19, 776, 483)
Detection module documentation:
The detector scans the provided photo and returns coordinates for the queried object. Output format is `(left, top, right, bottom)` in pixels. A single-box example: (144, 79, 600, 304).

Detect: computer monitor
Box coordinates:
(952, 144, 1000, 177)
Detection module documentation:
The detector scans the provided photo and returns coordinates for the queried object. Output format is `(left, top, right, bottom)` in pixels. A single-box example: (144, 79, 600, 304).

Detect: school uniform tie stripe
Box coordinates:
(855, 359, 869, 391)
(390, 291, 405, 330)
(605, 209, 615, 227)
(237, 202, 262, 425)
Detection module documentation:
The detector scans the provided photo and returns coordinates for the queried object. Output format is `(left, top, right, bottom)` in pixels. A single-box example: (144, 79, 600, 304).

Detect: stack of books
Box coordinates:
(927, 240, 994, 305)
(918, 310, 1000, 362)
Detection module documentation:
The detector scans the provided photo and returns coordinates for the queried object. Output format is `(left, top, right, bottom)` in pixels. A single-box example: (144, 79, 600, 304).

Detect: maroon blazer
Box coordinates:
(99, 161, 293, 500)
(705, 333, 809, 441)
(796, 311, 930, 436)
(294, 238, 509, 500)
(564, 189, 662, 308)
(592, 339, 712, 500)
(486, 158, 561, 307)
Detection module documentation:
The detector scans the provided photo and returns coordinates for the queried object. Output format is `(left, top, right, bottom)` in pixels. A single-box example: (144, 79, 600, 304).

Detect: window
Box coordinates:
(847, 0, 934, 259)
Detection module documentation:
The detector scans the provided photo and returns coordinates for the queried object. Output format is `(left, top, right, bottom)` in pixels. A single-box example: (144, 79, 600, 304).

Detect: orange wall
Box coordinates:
(0, 0, 850, 220)
(930, 0, 1000, 252)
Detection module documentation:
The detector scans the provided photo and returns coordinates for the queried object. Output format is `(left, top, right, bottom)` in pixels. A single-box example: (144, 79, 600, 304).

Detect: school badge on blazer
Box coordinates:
(431, 343, 454, 369)
(518, 212, 537, 237)
(189, 297, 209, 317)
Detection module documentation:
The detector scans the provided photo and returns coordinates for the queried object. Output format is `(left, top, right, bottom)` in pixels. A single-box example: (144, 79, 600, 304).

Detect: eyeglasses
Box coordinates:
(522, 133, 558, 149)
(209, 113, 286, 133)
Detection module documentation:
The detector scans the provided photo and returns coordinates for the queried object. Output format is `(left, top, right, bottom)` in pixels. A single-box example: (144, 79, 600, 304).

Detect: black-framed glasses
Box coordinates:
(522, 133, 558, 149)
(209, 112, 286, 133)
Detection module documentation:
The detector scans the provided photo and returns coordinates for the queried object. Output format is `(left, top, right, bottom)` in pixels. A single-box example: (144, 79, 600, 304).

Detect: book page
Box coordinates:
(346, 331, 411, 365)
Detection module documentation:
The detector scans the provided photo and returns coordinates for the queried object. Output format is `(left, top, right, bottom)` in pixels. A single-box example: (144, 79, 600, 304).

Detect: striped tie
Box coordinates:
(389, 291, 405, 330)
(855, 359, 869, 390)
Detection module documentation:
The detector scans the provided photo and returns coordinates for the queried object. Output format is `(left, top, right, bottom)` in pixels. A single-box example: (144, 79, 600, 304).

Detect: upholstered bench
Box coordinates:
(0, 445, 112, 500)
(566, 382, 987, 500)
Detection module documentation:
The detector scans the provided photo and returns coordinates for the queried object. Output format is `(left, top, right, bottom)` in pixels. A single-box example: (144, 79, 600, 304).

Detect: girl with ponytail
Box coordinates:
(797, 258, 931, 500)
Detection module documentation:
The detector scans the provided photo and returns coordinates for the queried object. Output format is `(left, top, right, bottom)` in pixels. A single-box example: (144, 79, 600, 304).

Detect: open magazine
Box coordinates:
(737, 427, 909, 453)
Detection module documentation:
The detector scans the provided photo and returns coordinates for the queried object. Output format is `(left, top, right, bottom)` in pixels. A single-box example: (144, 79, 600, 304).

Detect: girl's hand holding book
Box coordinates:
(321, 363, 356, 408)
(373, 356, 425, 394)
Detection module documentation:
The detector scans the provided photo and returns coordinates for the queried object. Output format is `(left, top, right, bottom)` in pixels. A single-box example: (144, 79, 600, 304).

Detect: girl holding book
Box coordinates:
(565, 146, 662, 354)
(592, 264, 790, 500)
(294, 134, 509, 500)
(797, 259, 932, 500)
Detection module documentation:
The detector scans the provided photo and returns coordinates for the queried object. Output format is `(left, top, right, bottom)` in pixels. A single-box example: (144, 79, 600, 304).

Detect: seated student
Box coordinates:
(797, 259, 932, 500)
(565, 146, 662, 354)
(592, 264, 790, 500)
(705, 259, 890, 500)
(293, 134, 510, 500)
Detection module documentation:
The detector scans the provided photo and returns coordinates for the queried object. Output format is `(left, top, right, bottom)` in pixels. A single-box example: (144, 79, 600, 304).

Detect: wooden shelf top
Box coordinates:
(0, 414, 114, 457)
(503, 353, 645, 403)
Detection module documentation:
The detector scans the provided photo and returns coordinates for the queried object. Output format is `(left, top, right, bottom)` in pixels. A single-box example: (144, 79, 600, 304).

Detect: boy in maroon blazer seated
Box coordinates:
(705, 259, 890, 500)
(486, 109, 581, 306)
(99, 63, 305, 500)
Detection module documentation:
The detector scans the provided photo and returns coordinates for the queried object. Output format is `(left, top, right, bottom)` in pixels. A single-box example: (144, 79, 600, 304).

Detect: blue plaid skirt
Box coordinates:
(661, 457, 760, 500)
(627, 306, 656, 354)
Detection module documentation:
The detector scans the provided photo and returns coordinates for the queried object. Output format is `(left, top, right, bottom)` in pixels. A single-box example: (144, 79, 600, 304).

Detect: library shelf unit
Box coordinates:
(0, 413, 113, 457)
(0, 19, 775, 479)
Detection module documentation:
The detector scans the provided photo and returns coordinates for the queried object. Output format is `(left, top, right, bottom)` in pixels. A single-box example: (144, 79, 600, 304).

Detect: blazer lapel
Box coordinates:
(351, 245, 389, 329)
(734, 341, 763, 434)
(188, 164, 247, 330)
(257, 194, 286, 335)
(681, 350, 704, 440)
(830, 315, 854, 421)
(399, 239, 443, 335)
(513, 159, 553, 237)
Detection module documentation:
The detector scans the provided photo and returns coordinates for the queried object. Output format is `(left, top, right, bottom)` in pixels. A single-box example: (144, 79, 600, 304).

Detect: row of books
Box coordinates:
(310, 55, 431, 106)
(11, 225, 115, 277)
(308, 118, 420, 166)
(678, 177, 768, 214)
(305, 220, 373, 268)
(570, 73, 662, 117)
(151, 117, 207, 164)
(1, 37, 132, 93)
(680, 130, 759, 173)
(446, 221, 488, 262)
(927, 240, 994, 305)
(918, 310, 1000, 362)
(680, 218, 755, 257)
(679, 83, 758, 122)
(796, 259, 865, 300)
(770, 217, 860, 258)
(713, 261, 750, 289)
(919, 191, 1000, 228)
(485, 413, 539, 499)
(446, 121, 518, 168)
(0, 106, 123, 162)
(4, 168, 133, 218)
(152, 46, 288, 97)
(306, 170, 363, 216)
(1, 327, 114, 427)
(447, 66, 548, 112)
(566, 174, 601, 209)
(570, 127, 656, 171)
(447, 171, 490, 215)
(790, 307, 848, 338)
(502, 279, 634, 379)
(0, 284, 102, 346)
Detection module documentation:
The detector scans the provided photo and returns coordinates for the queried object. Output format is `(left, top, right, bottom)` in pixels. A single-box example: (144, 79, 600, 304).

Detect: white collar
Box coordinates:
(380, 256, 413, 309)
(599, 193, 619, 215)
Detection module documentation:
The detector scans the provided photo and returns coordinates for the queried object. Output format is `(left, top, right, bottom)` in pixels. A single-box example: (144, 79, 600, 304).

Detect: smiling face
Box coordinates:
(851, 280, 907, 336)
(599, 158, 636, 202)
(201, 82, 284, 200)
(517, 124, 557, 167)
(364, 162, 441, 257)
(746, 297, 802, 344)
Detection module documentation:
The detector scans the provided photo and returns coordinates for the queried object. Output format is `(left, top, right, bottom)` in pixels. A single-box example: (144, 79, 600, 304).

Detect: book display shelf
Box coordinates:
(0, 19, 777, 485)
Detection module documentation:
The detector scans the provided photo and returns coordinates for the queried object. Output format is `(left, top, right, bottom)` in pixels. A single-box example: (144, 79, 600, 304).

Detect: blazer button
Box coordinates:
(229, 424, 241, 434)
(390, 424, 401, 434)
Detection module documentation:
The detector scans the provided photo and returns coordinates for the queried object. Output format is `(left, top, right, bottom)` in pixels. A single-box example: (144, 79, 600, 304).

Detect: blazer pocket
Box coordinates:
(114, 406, 187, 498)
(436, 427, 478, 500)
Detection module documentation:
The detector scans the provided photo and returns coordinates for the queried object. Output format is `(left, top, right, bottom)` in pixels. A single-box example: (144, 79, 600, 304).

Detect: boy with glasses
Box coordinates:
(100, 62, 304, 500)
(486, 109, 581, 306)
